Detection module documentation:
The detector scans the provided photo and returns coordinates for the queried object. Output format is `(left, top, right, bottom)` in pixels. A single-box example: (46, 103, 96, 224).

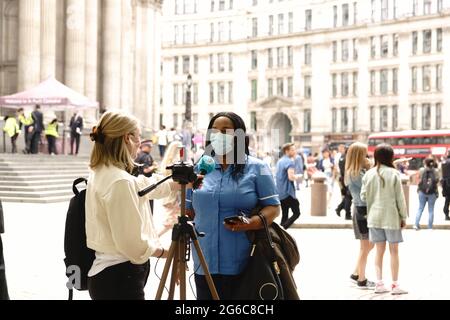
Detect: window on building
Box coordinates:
(332, 108, 337, 132)
(341, 107, 349, 132)
(174, 56, 179, 74)
(304, 109, 311, 133)
(218, 82, 225, 103)
(288, 46, 293, 66)
(370, 71, 376, 95)
(411, 67, 417, 92)
(209, 54, 214, 73)
(342, 4, 349, 26)
(277, 47, 284, 67)
(211, 0, 214, 11)
(353, 2, 358, 24)
(352, 106, 357, 132)
(411, 104, 417, 129)
(371, 0, 376, 22)
(251, 80, 258, 101)
(332, 41, 338, 62)
(304, 44, 311, 65)
(423, 30, 432, 53)
(380, 35, 388, 57)
(341, 40, 349, 61)
(380, 105, 388, 131)
(174, 25, 179, 44)
(252, 18, 258, 37)
(380, 69, 388, 95)
(332, 74, 337, 97)
(182, 55, 190, 74)
(173, 113, 179, 129)
(182, 25, 187, 44)
(333, 5, 338, 27)
(437, 28, 442, 52)
(182, 85, 186, 105)
(193, 24, 197, 43)
(268, 79, 273, 97)
(252, 0, 257, 6)
(422, 103, 431, 129)
(288, 12, 293, 33)
(424, 0, 432, 14)
(393, 34, 398, 56)
(370, 106, 375, 131)
(268, 15, 274, 35)
(438, 0, 443, 12)
(250, 111, 257, 131)
(194, 0, 198, 13)
(209, 82, 214, 103)
(412, 31, 418, 55)
(193, 83, 198, 105)
(175, 0, 180, 14)
(436, 64, 442, 92)
(392, 105, 398, 131)
(393, 68, 398, 94)
(218, 53, 225, 72)
(193, 55, 198, 74)
(305, 9, 312, 30)
(381, 0, 388, 21)
(370, 36, 376, 58)
(210, 23, 214, 42)
(218, 22, 224, 41)
(304, 75, 311, 98)
(413, 0, 418, 16)
(173, 84, 179, 105)
(251, 50, 257, 70)
(287, 77, 293, 97)
(268, 48, 273, 68)
(277, 78, 284, 96)
(393, 0, 397, 18)
(219, 0, 225, 10)
(353, 72, 358, 96)
(278, 13, 284, 34)
(353, 38, 358, 60)
(422, 65, 431, 91)
(436, 103, 442, 129)
(228, 21, 232, 41)
(341, 72, 349, 96)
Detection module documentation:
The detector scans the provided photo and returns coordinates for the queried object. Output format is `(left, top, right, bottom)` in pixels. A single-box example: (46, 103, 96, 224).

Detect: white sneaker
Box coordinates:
(391, 284, 408, 295)
(375, 283, 390, 294)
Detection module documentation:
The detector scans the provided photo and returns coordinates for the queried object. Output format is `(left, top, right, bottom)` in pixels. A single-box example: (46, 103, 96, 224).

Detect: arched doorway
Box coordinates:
(267, 112, 292, 154)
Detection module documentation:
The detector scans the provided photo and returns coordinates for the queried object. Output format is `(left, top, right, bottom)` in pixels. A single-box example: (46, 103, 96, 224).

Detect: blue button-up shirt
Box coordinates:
(276, 155, 296, 200)
(186, 156, 280, 275)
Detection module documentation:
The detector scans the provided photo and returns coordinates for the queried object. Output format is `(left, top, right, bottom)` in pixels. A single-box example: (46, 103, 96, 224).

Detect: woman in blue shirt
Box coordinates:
(186, 112, 281, 300)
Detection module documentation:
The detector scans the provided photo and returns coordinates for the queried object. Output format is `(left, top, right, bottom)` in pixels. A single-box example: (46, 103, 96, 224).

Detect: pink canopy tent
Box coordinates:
(0, 76, 98, 110)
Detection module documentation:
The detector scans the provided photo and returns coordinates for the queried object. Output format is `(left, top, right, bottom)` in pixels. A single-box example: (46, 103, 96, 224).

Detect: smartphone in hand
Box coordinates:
(223, 215, 250, 225)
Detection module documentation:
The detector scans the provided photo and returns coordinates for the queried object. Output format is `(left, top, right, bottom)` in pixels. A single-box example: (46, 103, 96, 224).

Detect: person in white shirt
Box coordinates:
(156, 125, 168, 158)
(86, 111, 186, 300)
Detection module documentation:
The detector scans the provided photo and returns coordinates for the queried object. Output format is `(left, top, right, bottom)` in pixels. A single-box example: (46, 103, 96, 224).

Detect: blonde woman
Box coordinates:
(157, 140, 183, 237)
(345, 142, 375, 289)
(85, 111, 185, 300)
(361, 144, 408, 295)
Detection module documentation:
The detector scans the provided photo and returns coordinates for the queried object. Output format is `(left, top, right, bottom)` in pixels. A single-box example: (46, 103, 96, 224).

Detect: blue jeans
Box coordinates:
(415, 191, 437, 229)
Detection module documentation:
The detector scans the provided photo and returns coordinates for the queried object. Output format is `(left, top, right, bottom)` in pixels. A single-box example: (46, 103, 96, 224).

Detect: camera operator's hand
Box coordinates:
(170, 175, 204, 191)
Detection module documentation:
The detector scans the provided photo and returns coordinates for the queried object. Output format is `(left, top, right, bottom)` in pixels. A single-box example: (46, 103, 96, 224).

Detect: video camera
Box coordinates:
(166, 161, 197, 185)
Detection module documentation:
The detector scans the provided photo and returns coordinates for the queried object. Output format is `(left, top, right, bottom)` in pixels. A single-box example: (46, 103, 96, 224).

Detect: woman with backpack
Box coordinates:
(361, 144, 408, 295)
(85, 111, 189, 300)
(414, 158, 440, 230)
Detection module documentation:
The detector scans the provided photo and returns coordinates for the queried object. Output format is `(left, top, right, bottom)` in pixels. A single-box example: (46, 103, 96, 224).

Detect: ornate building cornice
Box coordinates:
(134, 0, 163, 8)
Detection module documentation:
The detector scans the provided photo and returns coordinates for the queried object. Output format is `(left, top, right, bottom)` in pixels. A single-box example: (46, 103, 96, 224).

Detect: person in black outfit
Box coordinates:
(0, 199, 9, 300)
(135, 140, 158, 213)
(335, 147, 353, 220)
(30, 105, 44, 154)
(69, 113, 83, 155)
(441, 151, 450, 221)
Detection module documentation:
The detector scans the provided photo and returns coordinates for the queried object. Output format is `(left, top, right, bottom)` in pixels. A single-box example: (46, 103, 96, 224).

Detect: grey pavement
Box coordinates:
(2, 193, 450, 300)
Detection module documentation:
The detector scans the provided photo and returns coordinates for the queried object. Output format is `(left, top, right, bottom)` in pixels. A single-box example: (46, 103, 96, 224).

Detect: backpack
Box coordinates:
(64, 178, 95, 300)
(418, 169, 438, 195)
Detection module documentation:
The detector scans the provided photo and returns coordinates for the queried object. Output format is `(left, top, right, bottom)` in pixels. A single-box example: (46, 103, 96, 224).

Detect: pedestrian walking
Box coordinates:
(2, 113, 20, 154)
(45, 118, 59, 155)
(30, 105, 44, 154)
(441, 150, 450, 221)
(69, 112, 83, 155)
(414, 158, 439, 230)
(156, 125, 168, 158)
(345, 142, 375, 289)
(17, 108, 33, 154)
(336, 145, 352, 220)
(361, 144, 408, 295)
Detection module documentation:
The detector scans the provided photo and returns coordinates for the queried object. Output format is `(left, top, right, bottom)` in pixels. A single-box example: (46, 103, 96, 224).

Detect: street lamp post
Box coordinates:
(183, 74, 193, 157)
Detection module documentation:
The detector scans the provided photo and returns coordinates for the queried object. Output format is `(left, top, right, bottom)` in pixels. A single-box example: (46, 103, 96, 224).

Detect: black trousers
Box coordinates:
(0, 235, 9, 300)
(46, 136, 57, 155)
(70, 133, 81, 155)
(280, 196, 301, 229)
(30, 131, 41, 154)
(10, 133, 18, 154)
(444, 196, 450, 215)
(336, 188, 353, 218)
(87, 260, 150, 300)
(195, 274, 240, 300)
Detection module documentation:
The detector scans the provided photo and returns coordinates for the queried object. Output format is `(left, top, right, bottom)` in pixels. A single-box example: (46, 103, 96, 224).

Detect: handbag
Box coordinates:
(233, 213, 284, 300)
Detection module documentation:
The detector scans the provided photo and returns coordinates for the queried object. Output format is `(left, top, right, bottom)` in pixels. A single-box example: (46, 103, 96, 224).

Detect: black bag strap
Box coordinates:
(72, 178, 87, 196)
(256, 213, 279, 271)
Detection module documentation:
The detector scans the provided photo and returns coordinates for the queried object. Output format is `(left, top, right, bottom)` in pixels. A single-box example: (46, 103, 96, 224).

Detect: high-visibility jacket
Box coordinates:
(18, 113, 34, 126)
(45, 122, 59, 138)
(3, 117, 20, 138)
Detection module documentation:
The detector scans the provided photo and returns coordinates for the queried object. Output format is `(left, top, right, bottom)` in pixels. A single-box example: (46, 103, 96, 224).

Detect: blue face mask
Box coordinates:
(210, 132, 234, 156)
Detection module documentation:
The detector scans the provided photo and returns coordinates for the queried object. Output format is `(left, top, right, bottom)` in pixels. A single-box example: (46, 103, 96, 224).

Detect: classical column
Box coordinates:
(65, 0, 86, 94)
(133, 2, 147, 122)
(120, 0, 133, 113)
(84, 0, 99, 121)
(40, 0, 57, 80)
(102, 0, 122, 109)
(18, 0, 41, 91)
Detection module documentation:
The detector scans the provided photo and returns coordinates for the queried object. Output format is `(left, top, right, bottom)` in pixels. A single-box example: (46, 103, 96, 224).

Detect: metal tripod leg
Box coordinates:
(179, 236, 187, 300)
(191, 239, 220, 300)
(155, 240, 178, 300)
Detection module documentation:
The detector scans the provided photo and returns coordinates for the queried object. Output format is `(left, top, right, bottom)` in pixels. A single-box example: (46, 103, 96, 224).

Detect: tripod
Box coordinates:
(155, 184, 219, 300)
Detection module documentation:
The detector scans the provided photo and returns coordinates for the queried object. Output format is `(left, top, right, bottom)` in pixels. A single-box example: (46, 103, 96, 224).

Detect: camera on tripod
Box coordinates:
(166, 161, 197, 185)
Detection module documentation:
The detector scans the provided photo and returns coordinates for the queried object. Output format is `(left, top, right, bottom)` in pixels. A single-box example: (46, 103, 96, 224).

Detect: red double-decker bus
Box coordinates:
(368, 130, 450, 169)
